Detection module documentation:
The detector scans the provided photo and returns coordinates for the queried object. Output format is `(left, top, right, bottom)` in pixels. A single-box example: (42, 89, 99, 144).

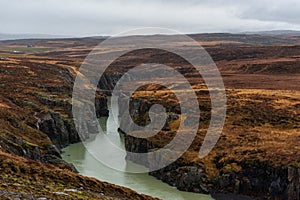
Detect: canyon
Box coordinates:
(0, 33, 299, 199)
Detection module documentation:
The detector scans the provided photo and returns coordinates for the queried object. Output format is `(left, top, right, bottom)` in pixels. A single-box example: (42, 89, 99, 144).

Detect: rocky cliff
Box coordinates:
(0, 53, 156, 199)
(125, 134, 300, 199)
(0, 60, 109, 167)
(120, 88, 300, 200)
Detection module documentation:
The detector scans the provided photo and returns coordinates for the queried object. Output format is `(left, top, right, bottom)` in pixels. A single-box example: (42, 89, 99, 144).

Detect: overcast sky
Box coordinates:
(1, 0, 300, 36)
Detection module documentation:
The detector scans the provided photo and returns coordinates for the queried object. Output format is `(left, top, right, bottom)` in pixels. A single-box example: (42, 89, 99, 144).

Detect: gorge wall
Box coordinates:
(0, 54, 157, 199)
(0, 59, 109, 171)
(118, 93, 300, 200)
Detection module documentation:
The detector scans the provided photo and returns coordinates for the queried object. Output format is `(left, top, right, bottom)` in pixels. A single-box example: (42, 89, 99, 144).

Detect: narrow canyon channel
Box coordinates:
(62, 98, 212, 200)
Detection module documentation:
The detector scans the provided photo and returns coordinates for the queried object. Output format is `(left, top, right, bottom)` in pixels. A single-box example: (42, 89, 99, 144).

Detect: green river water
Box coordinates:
(62, 98, 212, 200)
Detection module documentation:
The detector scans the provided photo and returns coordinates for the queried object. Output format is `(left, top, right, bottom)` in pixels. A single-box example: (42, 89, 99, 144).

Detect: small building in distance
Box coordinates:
(10, 50, 25, 54)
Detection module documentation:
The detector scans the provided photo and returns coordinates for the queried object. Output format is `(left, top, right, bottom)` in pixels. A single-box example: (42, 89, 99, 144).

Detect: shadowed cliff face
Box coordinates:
(0, 56, 109, 166)
(0, 48, 158, 199)
(119, 86, 300, 199)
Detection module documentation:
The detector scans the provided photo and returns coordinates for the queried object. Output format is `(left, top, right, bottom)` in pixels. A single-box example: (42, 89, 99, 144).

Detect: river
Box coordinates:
(62, 98, 212, 200)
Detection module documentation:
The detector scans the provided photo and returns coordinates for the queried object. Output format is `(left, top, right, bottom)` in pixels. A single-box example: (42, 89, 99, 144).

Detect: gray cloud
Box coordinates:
(0, 0, 300, 36)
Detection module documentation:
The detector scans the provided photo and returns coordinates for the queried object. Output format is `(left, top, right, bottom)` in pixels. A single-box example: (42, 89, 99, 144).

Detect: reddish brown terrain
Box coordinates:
(0, 33, 299, 199)
(0, 38, 155, 200)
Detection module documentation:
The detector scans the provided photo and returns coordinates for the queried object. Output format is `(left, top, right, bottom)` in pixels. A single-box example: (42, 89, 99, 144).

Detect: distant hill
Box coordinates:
(243, 30, 300, 36)
(0, 33, 71, 41)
